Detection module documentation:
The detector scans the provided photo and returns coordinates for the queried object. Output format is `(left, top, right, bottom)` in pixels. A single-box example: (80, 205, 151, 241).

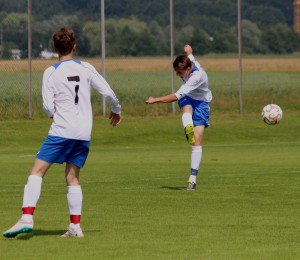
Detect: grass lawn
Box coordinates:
(0, 112, 300, 259)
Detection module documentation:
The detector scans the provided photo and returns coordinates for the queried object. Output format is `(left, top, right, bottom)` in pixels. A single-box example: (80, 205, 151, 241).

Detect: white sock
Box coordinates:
(67, 185, 83, 216)
(21, 214, 33, 222)
(70, 223, 80, 229)
(189, 146, 202, 183)
(22, 175, 43, 208)
(182, 112, 193, 128)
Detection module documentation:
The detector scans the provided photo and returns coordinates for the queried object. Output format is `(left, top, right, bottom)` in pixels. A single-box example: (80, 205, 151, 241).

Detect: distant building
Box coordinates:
(11, 49, 21, 60)
(294, 0, 300, 35)
(40, 49, 58, 59)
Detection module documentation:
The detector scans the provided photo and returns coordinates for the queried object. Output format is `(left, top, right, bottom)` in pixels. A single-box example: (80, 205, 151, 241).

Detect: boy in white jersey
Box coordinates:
(146, 44, 212, 190)
(3, 28, 121, 238)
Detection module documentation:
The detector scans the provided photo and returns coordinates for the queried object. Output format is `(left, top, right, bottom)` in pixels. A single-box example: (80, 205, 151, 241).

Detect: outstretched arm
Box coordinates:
(184, 44, 193, 56)
(145, 93, 178, 104)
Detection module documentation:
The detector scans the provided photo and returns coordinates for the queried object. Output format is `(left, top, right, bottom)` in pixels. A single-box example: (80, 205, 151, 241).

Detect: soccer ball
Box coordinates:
(261, 104, 283, 125)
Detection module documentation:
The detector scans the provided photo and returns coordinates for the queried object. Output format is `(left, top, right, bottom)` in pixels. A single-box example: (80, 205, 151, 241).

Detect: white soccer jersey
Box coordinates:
(42, 59, 121, 141)
(175, 54, 212, 102)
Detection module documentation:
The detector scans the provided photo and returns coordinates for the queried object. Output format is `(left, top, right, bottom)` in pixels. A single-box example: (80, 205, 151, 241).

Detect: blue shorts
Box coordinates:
(178, 96, 210, 127)
(36, 136, 90, 168)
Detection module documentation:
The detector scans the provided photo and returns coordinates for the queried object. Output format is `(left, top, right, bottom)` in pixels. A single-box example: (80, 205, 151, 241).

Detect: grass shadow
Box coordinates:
(16, 229, 65, 240)
(10, 229, 103, 240)
(160, 185, 185, 190)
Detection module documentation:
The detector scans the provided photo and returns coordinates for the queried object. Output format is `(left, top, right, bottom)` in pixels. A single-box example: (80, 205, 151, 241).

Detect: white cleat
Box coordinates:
(61, 225, 84, 238)
(3, 219, 33, 238)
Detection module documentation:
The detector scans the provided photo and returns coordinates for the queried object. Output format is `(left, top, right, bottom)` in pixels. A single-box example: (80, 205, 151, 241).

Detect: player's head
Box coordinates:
(173, 55, 193, 78)
(53, 27, 76, 56)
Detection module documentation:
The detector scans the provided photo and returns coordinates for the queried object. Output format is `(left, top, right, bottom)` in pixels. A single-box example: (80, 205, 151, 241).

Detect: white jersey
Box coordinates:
(42, 59, 121, 141)
(175, 54, 212, 102)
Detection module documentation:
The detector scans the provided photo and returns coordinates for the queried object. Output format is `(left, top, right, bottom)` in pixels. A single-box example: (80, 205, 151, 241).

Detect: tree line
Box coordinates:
(0, 0, 299, 58)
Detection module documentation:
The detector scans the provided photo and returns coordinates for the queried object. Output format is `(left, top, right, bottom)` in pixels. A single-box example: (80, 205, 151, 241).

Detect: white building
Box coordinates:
(40, 49, 58, 59)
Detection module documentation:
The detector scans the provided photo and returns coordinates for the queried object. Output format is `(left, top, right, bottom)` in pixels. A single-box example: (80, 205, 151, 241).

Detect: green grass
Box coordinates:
(1, 113, 300, 259)
(1, 70, 300, 119)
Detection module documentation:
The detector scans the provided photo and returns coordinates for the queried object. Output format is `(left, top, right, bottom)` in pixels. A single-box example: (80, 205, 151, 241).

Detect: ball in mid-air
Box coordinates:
(261, 104, 283, 125)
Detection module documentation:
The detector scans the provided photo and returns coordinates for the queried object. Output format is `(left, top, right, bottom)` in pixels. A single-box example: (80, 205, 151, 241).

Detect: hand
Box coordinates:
(145, 97, 156, 104)
(109, 112, 121, 126)
(184, 44, 193, 55)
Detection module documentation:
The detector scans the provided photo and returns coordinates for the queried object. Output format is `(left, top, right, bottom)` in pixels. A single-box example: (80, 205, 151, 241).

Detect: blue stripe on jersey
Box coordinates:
(72, 59, 82, 64)
(52, 59, 82, 69)
(192, 62, 199, 72)
(53, 61, 62, 69)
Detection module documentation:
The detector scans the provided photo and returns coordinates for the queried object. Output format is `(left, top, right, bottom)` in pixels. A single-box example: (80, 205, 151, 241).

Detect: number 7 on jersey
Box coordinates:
(67, 76, 80, 105)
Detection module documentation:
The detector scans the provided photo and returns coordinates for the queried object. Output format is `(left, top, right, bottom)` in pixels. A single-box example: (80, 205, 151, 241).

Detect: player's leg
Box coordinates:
(186, 126, 204, 190)
(3, 159, 51, 238)
(186, 100, 210, 190)
(61, 163, 84, 238)
(181, 105, 195, 144)
(61, 140, 89, 237)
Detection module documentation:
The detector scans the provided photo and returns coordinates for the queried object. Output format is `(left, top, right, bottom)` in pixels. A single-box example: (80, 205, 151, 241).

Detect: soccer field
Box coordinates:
(1, 113, 300, 259)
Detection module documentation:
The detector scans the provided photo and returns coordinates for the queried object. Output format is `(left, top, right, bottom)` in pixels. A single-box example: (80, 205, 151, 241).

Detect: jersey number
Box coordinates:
(67, 76, 80, 105)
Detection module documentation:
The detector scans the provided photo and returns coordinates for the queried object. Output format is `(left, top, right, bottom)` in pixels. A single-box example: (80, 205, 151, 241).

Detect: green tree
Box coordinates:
(243, 6, 286, 27)
(148, 21, 168, 55)
(1, 12, 27, 57)
(82, 21, 101, 56)
(240, 20, 262, 54)
(262, 23, 297, 54)
(190, 28, 212, 55)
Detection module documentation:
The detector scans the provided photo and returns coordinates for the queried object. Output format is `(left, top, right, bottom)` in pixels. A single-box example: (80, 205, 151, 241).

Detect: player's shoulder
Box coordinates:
(77, 60, 98, 74)
(43, 64, 56, 78)
(78, 60, 94, 69)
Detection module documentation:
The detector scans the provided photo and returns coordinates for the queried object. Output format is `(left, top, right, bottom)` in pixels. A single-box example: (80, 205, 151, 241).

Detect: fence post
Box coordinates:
(101, 0, 106, 117)
(170, 0, 175, 114)
(28, 0, 32, 119)
(237, 0, 243, 115)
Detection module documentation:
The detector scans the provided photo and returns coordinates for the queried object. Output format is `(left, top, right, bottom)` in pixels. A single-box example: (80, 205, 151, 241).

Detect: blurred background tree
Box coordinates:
(0, 0, 299, 58)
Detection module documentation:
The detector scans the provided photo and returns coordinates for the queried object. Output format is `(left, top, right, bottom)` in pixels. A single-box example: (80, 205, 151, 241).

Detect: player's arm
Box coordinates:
(184, 44, 193, 56)
(88, 66, 121, 111)
(184, 44, 202, 68)
(89, 64, 121, 124)
(146, 93, 178, 104)
(42, 69, 55, 117)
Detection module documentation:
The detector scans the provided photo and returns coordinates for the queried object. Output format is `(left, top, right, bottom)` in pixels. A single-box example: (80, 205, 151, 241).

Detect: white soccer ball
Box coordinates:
(261, 104, 283, 125)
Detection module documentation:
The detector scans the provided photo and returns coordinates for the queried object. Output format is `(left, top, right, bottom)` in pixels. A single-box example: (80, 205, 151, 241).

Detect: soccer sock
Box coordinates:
(67, 185, 83, 227)
(182, 112, 193, 128)
(189, 146, 202, 183)
(21, 175, 43, 221)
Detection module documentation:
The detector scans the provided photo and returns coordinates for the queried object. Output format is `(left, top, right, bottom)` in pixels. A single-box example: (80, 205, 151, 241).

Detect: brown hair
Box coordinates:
(53, 28, 76, 55)
(173, 55, 192, 70)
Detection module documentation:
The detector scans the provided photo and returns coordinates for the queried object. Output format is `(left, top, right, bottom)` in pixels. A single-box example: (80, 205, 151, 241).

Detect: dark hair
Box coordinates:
(53, 28, 76, 55)
(173, 55, 192, 70)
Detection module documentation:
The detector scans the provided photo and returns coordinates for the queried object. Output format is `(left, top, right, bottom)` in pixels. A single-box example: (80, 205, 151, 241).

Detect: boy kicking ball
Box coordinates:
(146, 44, 212, 190)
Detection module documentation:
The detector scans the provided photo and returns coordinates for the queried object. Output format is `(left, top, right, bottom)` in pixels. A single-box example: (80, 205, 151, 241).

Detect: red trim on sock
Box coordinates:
(70, 215, 81, 224)
(22, 207, 35, 215)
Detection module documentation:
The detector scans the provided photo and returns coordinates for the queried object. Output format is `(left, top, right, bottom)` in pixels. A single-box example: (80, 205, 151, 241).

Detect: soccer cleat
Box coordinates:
(186, 182, 196, 191)
(61, 226, 84, 238)
(184, 124, 195, 144)
(3, 219, 33, 238)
